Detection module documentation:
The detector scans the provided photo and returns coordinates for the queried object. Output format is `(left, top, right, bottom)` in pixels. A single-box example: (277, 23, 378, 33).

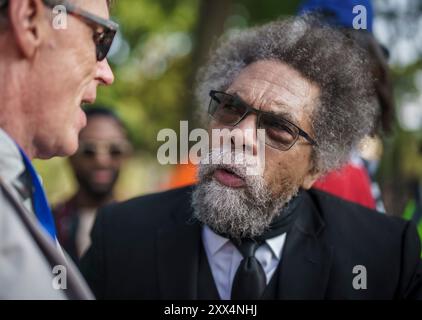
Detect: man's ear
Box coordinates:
(8, 0, 47, 59)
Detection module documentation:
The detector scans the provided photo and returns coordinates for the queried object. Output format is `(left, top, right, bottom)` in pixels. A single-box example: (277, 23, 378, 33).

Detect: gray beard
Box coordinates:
(191, 152, 299, 240)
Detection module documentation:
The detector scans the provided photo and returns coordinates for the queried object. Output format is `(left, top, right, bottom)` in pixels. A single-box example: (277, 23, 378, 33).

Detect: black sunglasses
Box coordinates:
(45, 0, 119, 61)
(0, 0, 118, 61)
(76, 140, 131, 159)
(209, 90, 317, 151)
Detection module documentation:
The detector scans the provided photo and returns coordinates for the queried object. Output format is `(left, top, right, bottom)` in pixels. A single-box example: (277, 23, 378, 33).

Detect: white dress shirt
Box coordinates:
(76, 208, 97, 258)
(202, 225, 287, 300)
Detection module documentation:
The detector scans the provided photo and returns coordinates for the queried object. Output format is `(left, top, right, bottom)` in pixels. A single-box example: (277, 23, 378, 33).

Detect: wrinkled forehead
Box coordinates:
(227, 60, 320, 119)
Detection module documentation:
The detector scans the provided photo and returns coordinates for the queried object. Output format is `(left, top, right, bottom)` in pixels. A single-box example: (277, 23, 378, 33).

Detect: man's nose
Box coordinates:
(93, 152, 113, 167)
(230, 114, 258, 155)
(96, 59, 115, 86)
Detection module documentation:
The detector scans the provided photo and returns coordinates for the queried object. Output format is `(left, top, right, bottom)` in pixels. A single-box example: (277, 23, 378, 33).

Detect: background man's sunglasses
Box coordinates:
(0, 0, 119, 61)
(76, 141, 131, 159)
(208, 90, 317, 151)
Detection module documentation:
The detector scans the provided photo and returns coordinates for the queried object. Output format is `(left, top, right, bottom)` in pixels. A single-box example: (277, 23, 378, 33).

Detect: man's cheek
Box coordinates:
(263, 169, 283, 193)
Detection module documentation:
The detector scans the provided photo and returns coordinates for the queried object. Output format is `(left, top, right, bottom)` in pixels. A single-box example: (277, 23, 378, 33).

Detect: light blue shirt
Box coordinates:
(202, 225, 287, 300)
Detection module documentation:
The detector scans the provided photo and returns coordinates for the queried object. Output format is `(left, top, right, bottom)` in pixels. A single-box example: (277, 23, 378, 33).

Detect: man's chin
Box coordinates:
(86, 187, 114, 200)
(35, 138, 78, 159)
(192, 178, 267, 239)
(59, 139, 79, 158)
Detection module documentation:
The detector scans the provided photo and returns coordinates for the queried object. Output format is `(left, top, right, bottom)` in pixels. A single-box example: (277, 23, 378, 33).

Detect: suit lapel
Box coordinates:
(277, 192, 333, 299)
(155, 187, 334, 300)
(0, 177, 94, 300)
(156, 196, 202, 299)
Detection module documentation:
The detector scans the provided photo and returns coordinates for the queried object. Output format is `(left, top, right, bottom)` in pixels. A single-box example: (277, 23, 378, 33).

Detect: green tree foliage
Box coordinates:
(98, 0, 200, 152)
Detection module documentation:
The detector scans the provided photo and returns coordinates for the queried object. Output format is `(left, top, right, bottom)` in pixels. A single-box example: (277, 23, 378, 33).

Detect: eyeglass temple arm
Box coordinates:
(299, 130, 317, 146)
(43, 0, 119, 31)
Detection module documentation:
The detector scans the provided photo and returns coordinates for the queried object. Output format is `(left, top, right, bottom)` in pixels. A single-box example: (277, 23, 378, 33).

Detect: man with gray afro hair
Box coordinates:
(195, 14, 378, 174)
(81, 15, 422, 300)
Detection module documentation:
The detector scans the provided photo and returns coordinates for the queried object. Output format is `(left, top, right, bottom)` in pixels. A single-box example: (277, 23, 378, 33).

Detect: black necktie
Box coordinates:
(13, 170, 33, 203)
(231, 239, 266, 300)
(225, 190, 304, 300)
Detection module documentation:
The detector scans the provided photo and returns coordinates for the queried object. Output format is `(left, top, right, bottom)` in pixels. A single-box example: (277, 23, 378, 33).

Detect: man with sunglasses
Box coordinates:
(82, 15, 422, 300)
(54, 107, 131, 264)
(0, 0, 117, 299)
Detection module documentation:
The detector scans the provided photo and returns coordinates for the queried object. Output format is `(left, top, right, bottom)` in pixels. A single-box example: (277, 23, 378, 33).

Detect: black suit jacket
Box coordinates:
(80, 186, 422, 300)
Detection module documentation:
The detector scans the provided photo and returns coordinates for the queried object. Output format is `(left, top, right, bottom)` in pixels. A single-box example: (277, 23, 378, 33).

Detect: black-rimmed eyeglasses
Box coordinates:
(75, 140, 132, 160)
(45, 0, 119, 61)
(208, 90, 317, 151)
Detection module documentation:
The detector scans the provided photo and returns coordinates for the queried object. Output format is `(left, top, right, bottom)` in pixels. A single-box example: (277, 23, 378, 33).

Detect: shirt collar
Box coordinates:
(203, 225, 230, 256)
(266, 233, 286, 260)
(203, 225, 286, 260)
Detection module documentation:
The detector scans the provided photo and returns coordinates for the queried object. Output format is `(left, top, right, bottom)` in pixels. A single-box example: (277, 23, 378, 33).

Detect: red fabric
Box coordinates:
(313, 163, 376, 210)
(53, 196, 78, 247)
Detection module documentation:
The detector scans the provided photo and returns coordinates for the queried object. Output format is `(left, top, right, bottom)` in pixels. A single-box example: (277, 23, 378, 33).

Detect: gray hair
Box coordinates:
(195, 15, 378, 174)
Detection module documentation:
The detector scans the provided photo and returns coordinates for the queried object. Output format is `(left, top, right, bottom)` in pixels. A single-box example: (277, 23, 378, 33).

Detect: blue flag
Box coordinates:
(298, 0, 374, 32)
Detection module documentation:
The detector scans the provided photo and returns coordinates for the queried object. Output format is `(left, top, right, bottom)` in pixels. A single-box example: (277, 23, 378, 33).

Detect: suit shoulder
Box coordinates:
(308, 188, 407, 235)
(98, 185, 194, 225)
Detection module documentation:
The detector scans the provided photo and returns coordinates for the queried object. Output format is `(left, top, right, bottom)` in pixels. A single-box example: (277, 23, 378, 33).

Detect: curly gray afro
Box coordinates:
(195, 14, 378, 174)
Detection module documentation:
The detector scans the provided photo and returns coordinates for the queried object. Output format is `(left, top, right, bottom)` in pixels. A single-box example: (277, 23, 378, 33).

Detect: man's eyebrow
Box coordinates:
(262, 109, 299, 125)
(233, 92, 299, 124)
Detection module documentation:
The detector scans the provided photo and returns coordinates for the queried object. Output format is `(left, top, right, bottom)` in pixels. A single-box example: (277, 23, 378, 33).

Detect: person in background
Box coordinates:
(54, 106, 131, 263)
(298, 0, 395, 212)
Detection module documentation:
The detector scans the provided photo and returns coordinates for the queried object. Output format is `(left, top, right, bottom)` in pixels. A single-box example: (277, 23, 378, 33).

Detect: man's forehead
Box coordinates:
(228, 60, 320, 114)
(80, 118, 126, 140)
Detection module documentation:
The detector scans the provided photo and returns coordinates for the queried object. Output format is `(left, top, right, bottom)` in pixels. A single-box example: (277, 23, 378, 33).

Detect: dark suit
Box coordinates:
(81, 186, 422, 300)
